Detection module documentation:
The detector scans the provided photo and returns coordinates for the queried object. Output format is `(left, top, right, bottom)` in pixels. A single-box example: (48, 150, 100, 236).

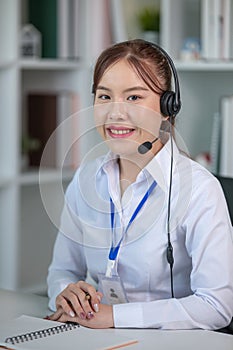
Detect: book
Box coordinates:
(57, 0, 80, 59)
(56, 92, 74, 169)
(210, 112, 221, 174)
(88, 0, 112, 60)
(201, 0, 233, 60)
(27, 91, 79, 169)
(73, 0, 81, 59)
(201, 0, 221, 59)
(57, 0, 71, 59)
(110, 0, 128, 43)
(29, 0, 82, 59)
(28, 0, 57, 58)
(220, 0, 231, 59)
(219, 95, 233, 177)
(201, 0, 210, 59)
(0, 315, 137, 350)
(28, 93, 57, 167)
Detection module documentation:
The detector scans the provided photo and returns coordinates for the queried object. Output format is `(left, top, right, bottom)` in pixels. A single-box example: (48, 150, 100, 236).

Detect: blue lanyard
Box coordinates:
(109, 180, 157, 261)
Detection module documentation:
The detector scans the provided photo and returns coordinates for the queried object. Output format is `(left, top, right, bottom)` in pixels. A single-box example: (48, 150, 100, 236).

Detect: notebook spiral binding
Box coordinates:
(5, 322, 80, 345)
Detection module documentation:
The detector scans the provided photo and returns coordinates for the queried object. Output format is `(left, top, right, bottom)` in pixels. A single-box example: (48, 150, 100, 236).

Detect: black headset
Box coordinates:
(144, 41, 182, 298)
(145, 41, 181, 118)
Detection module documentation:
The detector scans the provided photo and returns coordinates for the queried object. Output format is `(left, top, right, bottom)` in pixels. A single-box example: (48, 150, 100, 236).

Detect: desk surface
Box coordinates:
(0, 289, 232, 350)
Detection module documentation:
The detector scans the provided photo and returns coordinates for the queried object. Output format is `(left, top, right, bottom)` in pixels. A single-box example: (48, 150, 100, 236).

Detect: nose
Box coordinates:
(107, 102, 127, 120)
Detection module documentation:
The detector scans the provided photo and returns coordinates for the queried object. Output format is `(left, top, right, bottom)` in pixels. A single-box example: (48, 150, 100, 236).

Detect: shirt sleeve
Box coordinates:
(47, 233, 87, 311)
(47, 175, 87, 312)
(113, 176, 233, 330)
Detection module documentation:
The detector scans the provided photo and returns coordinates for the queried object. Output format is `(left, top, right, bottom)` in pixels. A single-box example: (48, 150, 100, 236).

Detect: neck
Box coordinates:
(118, 139, 163, 195)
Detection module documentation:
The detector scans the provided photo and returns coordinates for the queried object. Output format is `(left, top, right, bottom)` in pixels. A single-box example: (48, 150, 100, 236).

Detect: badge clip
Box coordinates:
(105, 259, 115, 278)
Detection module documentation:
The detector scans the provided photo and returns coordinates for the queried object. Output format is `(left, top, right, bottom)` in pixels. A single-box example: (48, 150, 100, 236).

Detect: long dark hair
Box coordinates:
(92, 39, 172, 98)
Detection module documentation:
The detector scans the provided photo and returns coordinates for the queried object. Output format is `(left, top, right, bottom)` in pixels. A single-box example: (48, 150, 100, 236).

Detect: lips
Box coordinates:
(107, 126, 135, 138)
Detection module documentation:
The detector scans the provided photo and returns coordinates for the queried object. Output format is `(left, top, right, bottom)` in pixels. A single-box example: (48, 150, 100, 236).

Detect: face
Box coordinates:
(94, 59, 164, 158)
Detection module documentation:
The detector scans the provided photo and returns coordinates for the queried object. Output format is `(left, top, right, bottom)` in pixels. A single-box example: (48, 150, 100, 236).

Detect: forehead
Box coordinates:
(99, 59, 146, 86)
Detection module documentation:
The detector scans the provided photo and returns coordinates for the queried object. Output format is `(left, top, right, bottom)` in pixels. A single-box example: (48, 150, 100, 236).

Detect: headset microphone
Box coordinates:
(137, 42, 182, 299)
(138, 137, 159, 154)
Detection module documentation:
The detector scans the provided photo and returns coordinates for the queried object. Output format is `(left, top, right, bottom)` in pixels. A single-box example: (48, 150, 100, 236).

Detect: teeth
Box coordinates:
(110, 129, 132, 135)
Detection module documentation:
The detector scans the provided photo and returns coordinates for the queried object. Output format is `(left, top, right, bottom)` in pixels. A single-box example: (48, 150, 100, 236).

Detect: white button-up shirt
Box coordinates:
(47, 139, 233, 329)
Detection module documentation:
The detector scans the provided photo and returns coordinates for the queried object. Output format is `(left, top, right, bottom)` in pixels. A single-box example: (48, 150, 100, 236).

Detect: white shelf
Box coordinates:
(19, 58, 82, 70)
(0, 60, 16, 70)
(175, 60, 233, 71)
(19, 168, 75, 185)
(0, 176, 14, 188)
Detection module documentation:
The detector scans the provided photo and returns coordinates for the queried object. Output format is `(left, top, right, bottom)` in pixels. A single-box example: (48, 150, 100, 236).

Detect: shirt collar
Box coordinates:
(98, 137, 180, 193)
(145, 137, 180, 192)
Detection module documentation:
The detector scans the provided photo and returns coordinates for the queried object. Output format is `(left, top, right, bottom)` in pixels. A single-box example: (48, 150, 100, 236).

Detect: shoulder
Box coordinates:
(64, 155, 107, 200)
(178, 153, 225, 206)
(72, 154, 107, 183)
(190, 157, 220, 190)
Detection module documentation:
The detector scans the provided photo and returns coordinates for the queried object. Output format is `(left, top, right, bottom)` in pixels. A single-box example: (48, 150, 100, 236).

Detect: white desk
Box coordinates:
(0, 289, 48, 323)
(0, 289, 232, 350)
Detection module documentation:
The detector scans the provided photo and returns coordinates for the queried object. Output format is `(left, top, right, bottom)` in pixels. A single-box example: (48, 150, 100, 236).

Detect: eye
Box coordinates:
(97, 94, 111, 101)
(127, 95, 141, 101)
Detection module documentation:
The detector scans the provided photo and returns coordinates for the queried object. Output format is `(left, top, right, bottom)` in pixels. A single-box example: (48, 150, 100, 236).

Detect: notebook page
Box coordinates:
(0, 315, 137, 350)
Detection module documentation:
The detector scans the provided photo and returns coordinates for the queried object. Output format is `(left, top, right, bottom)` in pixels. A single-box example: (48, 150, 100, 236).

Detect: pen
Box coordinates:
(105, 339, 139, 349)
(85, 292, 91, 301)
(85, 292, 100, 315)
(0, 344, 15, 350)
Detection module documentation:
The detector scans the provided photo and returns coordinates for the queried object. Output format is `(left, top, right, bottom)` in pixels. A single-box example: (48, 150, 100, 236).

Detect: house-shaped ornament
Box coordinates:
(20, 24, 41, 58)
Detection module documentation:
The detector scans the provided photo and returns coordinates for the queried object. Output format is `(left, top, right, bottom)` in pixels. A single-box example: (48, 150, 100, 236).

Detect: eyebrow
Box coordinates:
(96, 85, 149, 93)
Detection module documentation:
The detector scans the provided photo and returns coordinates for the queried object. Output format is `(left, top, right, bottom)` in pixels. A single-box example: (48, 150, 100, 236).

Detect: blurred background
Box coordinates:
(0, 0, 233, 295)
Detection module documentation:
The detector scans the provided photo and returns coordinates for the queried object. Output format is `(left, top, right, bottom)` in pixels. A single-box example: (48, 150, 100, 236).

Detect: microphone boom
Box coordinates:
(138, 137, 158, 154)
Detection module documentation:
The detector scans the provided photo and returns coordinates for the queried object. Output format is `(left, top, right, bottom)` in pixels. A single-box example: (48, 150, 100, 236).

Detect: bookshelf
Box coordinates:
(0, 0, 233, 293)
(161, 0, 233, 162)
(0, 0, 95, 293)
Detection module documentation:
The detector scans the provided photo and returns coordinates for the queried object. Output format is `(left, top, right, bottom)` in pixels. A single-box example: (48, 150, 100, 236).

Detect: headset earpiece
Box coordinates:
(160, 91, 175, 116)
(143, 41, 181, 118)
(160, 90, 181, 117)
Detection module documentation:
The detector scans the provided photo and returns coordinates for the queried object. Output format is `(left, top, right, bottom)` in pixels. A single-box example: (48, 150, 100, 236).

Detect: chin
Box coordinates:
(107, 139, 138, 155)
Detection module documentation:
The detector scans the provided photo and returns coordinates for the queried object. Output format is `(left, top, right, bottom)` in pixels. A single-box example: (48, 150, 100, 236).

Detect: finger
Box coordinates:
(53, 312, 80, 324)
(56, 284, 90, 319)
(89, 291, 103, 313)
(78, 282, 102, 314)
(46, 308, 63, 321)
(56, 293, 76, 318)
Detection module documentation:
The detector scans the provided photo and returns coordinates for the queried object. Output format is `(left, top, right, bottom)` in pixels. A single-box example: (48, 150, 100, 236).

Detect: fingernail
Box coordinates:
(69, 311, 75, 317)
(79, 312, 86, 320)
(87, 311, 94, 319)
(93, 303, 99, 312)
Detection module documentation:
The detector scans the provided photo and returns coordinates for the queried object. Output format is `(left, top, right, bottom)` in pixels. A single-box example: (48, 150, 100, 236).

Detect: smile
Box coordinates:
(106, 126, 135, 138)
(110, 129, 134, 135)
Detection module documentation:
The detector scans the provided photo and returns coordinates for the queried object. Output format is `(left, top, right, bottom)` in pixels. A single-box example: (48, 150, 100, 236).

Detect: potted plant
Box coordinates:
(137, 6, 160, 44)
(21, 135, 41, 170)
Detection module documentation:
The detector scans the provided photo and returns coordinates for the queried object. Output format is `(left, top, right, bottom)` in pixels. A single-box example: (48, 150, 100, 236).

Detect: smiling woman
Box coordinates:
(93, 55, 166, 165)
(47, 39, 233, 331)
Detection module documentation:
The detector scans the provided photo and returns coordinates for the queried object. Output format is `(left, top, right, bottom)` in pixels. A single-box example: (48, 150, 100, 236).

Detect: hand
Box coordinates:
(47, 303, 114, 329)
(50, 281, 103, 321)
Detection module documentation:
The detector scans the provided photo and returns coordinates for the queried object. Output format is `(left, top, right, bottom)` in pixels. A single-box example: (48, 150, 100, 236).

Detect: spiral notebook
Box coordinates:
(0, 315, 137, 350)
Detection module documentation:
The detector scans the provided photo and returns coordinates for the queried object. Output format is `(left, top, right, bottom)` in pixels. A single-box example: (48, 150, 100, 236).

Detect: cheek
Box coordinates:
(94, 105, 107, 139)
(94, 104, 104, 126)
(95, 126, 105, 140)
(133, 107, 163, 135)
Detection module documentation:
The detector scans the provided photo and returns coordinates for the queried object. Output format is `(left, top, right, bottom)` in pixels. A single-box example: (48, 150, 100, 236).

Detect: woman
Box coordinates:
(47, 39, 233, 330)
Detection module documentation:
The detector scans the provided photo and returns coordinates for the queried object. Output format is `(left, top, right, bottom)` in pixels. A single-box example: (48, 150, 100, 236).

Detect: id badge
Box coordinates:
(98, 273, 128, 305)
